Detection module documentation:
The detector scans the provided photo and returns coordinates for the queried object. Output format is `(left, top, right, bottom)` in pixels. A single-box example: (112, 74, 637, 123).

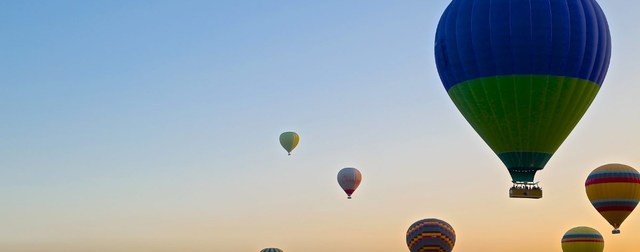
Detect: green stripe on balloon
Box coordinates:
(498, 152, 552, 182)
(447, 75, 599, 182)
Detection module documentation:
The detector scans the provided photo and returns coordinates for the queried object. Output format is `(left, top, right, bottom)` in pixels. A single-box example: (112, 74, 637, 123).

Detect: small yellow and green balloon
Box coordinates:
(585, 163, 640, 234)
(279, 132, 299, 155)
(561, 226, 604, 252)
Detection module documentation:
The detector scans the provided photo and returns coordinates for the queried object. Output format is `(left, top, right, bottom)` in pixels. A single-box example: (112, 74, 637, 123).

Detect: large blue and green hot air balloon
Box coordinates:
(435, 0, 611, 198)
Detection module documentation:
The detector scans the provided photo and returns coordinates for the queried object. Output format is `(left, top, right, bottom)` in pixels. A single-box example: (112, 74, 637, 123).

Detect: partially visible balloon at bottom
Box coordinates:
(561, 226, 604, 252)
(406, 218, 455, 252)
(260, 248, 283, 252)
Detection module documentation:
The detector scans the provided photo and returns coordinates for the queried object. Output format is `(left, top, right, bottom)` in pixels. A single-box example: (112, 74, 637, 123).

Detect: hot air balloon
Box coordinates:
(406, 218, 456, 252)
(260, 248, 283, 252)
(279, 132, 299, 155)
(585, 163, 640, 234)
(561, 226, 604, 252)
(435, 0, 611, 198)
(337, 167, 362, 199)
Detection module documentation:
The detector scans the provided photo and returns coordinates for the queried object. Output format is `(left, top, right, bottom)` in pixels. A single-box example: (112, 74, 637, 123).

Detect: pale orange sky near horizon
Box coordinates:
(2, 0, 640, 251)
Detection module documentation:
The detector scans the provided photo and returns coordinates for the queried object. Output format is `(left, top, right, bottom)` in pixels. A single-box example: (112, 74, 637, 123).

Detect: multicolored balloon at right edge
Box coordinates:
(585, 163, 640, 234)
(561, 226, 604, 252)
(406, 218, 456, 252)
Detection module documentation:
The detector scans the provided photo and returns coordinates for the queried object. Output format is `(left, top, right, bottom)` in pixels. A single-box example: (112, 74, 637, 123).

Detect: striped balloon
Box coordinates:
(337, 167, 362, 199)
(585, 164, 640, 234)
(260, 248, 283, 252)
(561, 226, 604, 252)
(406, 218, 455, 252)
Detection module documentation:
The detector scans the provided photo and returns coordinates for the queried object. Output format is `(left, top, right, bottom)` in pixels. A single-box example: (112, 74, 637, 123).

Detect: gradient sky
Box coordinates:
(2, 1, 640, 251)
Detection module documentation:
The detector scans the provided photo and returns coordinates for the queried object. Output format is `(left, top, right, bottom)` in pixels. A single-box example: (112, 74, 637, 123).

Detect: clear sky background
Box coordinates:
(1, 0, 639, 251)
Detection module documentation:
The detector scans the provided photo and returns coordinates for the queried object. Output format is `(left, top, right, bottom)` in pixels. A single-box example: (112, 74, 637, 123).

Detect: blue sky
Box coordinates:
(2, 1, 640, 251)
